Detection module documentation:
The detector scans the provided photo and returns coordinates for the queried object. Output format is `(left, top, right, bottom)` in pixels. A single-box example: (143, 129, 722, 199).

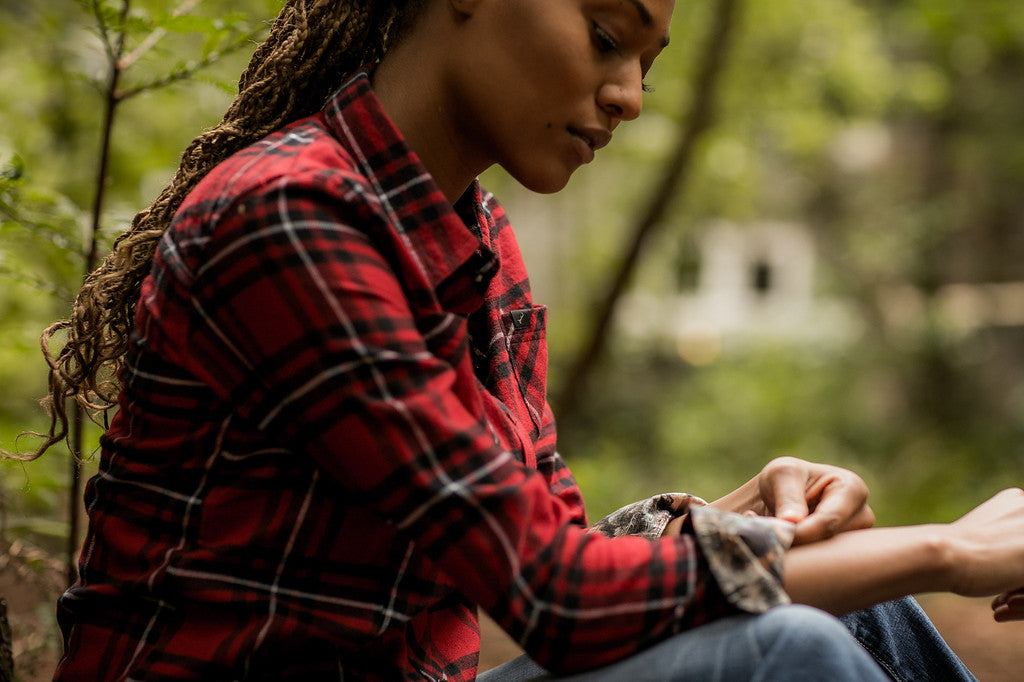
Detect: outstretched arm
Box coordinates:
(783, 488, 1024, 619)
(675, 459, 1024, 620)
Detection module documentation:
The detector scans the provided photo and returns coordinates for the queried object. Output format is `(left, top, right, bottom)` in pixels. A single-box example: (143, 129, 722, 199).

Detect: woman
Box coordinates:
(37, 0, 1024, 679)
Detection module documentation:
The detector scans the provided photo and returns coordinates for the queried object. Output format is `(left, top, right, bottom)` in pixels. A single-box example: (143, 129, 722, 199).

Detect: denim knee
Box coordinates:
(755, 604, 850, 645)
(750, 605, 890, 681)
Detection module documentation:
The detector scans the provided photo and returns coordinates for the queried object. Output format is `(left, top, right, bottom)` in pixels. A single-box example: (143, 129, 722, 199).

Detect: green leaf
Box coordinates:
(159, 13, 221, 35)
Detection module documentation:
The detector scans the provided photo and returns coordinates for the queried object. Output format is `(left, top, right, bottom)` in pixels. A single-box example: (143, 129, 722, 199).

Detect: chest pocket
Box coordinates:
(500, 305, 548, 433)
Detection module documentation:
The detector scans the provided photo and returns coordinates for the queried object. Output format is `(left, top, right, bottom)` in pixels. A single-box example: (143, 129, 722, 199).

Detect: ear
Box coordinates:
(449, 0, 483, 17)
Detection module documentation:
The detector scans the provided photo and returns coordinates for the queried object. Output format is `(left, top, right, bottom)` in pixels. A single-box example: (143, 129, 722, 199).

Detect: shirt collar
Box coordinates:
(321, 73, 498, 313)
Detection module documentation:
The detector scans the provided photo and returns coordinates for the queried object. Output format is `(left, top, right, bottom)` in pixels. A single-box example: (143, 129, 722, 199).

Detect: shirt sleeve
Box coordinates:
(590, 494, 792, 613)
(535, 400, 587, 527)
(173, 177, 775, 674)
(538, 448, 588, 527)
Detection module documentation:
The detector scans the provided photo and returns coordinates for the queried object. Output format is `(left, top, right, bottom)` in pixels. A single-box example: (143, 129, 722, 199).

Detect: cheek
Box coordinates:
(490, 11, 593, 100)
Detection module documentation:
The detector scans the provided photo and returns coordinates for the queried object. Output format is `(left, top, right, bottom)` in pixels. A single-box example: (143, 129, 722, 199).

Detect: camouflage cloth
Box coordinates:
(590, 493, 793, 614)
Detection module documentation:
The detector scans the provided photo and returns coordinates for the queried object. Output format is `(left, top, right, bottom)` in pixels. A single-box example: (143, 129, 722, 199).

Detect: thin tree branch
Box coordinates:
(0, 598, 12, 682)
(553, 0, 743, 424)
(116, 27, 263, 101)
(118, 0, 204, 71)
(89, 0, 115, 62)
(68, 0, 132, 586)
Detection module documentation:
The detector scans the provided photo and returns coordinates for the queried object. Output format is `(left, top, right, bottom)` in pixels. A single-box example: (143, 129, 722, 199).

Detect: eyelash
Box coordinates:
(592, 22, 654, 94)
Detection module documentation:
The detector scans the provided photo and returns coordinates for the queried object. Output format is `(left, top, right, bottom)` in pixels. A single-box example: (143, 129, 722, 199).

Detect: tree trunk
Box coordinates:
(0, 598, 13, 682)
(553, 0, 743, 424)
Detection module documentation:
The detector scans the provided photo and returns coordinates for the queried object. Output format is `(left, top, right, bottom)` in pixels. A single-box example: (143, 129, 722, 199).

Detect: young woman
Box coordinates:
(38, 0, 1024, 679)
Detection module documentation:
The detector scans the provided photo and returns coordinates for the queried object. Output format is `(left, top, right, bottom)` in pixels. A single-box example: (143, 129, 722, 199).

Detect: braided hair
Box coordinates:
(33, 0, 423, 458)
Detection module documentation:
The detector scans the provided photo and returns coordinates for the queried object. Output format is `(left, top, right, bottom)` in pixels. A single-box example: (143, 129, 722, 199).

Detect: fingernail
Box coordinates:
(778, 507, 800, 520)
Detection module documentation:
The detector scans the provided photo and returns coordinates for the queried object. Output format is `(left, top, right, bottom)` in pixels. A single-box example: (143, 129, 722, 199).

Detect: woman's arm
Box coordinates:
(784, 488, 1024, 618)
(182, 179, 780, 673)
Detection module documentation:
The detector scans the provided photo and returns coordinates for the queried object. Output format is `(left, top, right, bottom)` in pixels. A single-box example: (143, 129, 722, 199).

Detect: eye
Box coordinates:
(593, 21, 655, 95)
(592, 22, 622, 55)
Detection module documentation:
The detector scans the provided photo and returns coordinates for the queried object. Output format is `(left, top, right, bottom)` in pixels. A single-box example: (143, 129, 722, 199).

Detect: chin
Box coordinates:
(506, 165, 574, 195)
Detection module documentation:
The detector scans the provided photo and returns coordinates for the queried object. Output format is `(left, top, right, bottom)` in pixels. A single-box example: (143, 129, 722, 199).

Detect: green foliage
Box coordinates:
(565, 339, 1024, 526)
(0, 0, 270, 553)
(546, 0, 1024, 527)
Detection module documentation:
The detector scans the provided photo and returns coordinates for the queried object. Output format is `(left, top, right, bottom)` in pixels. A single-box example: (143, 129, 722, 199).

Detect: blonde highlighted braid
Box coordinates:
(33, 0, 422, 458)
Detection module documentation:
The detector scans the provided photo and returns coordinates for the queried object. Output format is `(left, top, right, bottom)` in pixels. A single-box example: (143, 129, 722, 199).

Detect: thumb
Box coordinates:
(768, 475, 810, 524)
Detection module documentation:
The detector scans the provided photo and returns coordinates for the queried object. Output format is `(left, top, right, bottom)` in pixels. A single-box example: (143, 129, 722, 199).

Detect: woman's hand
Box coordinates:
(712, 456, 875, 545)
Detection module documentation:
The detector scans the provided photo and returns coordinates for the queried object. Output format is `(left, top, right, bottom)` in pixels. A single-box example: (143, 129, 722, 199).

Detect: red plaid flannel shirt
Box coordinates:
(54, 74, 786, 681)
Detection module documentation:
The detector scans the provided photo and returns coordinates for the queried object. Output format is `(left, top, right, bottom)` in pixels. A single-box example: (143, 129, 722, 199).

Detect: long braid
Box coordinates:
(31, 0, 415, 459)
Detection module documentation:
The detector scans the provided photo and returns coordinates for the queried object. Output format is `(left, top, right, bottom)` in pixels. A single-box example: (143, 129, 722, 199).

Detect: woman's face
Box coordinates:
(445, 0, 674, 193)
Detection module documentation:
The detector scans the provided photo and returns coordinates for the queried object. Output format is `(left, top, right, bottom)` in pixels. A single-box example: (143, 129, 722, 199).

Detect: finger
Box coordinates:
(793, 477, 871, 545)
(763, 466, 810, 524)
(993, 602, 1024, 622)
(768, 518, 797, 548)
(846, 504, 876, 531)
(793, 501, 874, 545)
(992, 589, 1024, 611)
(792, 515, 836, 545)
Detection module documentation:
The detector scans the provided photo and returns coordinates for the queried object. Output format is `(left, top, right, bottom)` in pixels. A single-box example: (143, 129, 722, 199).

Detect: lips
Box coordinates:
(568, 126, 612, 153)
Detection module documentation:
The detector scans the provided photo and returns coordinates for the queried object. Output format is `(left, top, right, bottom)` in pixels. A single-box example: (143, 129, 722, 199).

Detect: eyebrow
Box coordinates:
(627, 0, 671, 48)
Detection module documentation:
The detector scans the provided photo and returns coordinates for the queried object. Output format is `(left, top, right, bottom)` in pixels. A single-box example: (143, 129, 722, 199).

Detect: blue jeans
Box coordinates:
(477, 597, 976, 681)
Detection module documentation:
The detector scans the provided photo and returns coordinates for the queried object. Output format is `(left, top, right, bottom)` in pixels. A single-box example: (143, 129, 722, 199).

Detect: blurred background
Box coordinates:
(3, 0, 1024, 678)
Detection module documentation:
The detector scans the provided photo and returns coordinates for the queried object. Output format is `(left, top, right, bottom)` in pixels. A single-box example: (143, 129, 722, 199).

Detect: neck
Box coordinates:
(371, 11, 487, 204)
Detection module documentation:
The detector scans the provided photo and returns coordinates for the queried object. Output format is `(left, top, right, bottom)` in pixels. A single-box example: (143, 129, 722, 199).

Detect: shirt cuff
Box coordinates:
(689, 504, 793, 613)
(588, 493, 707, 540)
(589, 493, 792, 614)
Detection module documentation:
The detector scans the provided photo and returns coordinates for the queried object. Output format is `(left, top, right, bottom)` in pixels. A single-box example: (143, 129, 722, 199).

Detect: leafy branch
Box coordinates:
(117, 0, 204, 70)
(0, 264, 75, 301)
(58, 0, 266, 584)
(116, 27, 264, 100)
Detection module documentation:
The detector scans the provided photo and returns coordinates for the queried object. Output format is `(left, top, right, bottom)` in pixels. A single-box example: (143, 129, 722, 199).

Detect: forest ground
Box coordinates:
(3, 546, 1023, 681)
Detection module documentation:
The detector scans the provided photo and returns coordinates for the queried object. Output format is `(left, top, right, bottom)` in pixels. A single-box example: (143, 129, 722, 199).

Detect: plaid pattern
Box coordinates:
(54, 74, 774, 681)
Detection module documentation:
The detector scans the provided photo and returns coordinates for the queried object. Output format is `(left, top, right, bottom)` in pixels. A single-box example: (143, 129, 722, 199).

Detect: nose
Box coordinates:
(597, 63, 644, 122)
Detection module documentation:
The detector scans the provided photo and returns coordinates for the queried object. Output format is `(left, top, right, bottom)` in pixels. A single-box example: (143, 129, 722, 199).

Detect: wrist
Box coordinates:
(916, 523, 958, 594)
(783, 524, 957, 615)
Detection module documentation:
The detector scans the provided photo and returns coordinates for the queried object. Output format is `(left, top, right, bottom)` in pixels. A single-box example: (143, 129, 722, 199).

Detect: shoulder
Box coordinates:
(180, 114, 380, 226)
(158, 116, 387, 283)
